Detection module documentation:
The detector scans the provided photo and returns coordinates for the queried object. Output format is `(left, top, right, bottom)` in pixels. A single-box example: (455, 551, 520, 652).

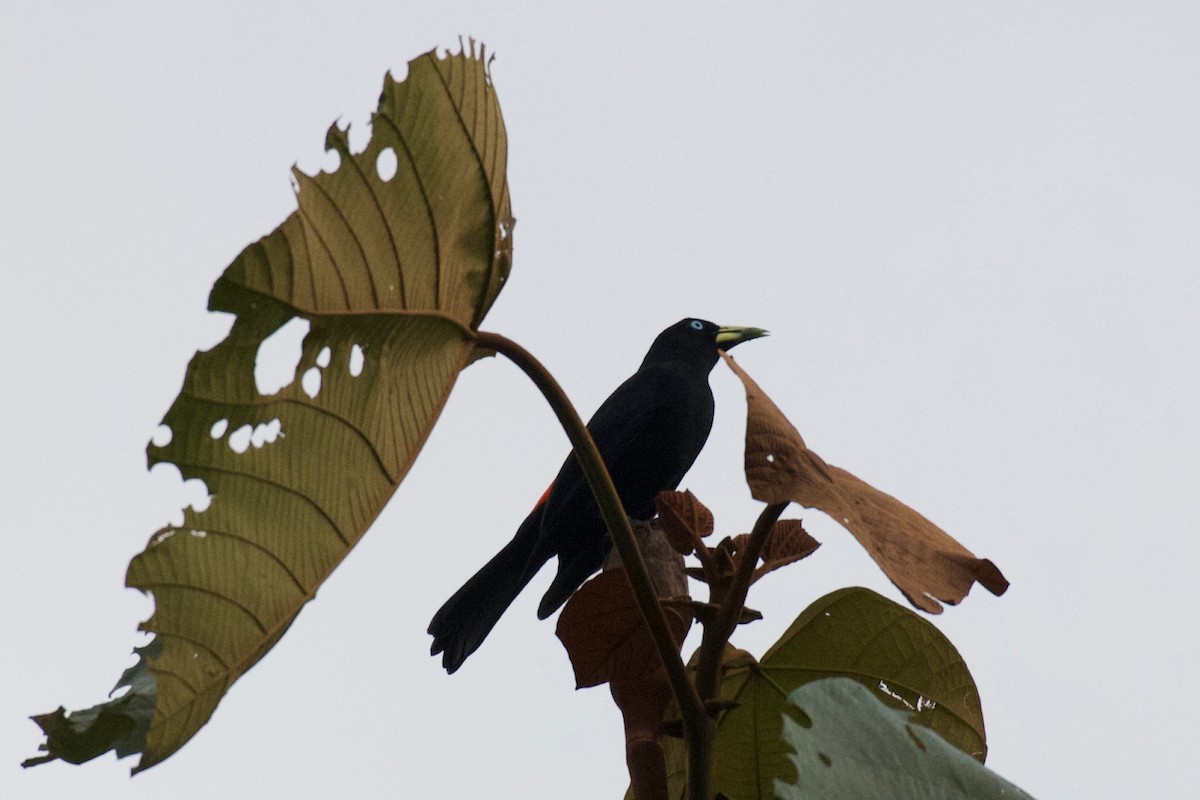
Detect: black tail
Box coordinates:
(429, 506, 546, 673)
(537, 549, 606, 620)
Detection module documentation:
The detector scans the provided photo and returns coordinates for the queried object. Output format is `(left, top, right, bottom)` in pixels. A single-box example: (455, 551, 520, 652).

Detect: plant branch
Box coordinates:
(473, 331, 709, 731)
(689, 534, 720, 588)
(694, 502, 789, 703)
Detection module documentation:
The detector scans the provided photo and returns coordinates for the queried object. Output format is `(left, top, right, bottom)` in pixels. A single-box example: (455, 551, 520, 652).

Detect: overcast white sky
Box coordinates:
(3, 3, 1197, 798)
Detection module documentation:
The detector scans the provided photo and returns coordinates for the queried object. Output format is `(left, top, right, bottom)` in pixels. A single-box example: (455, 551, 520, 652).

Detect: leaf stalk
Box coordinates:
(693, 502, 789, 704)
(474, 331, 712, 794)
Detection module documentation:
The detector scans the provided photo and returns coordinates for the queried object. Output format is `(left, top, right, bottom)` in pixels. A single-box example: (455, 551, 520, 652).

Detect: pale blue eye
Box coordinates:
(689, 320, 703, 330)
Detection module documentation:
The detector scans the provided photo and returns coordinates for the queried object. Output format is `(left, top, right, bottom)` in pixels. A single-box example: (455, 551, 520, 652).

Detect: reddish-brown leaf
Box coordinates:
(720, 353, 1008, 613)
(556, 568, 693, 689)
(655, 490, 715, 555)
(754, 519, 821, 582)
(708, 520, 819, 588)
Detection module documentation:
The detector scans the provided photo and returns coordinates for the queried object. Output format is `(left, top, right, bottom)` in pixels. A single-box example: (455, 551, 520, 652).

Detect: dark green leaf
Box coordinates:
(24, 639, 159, 767)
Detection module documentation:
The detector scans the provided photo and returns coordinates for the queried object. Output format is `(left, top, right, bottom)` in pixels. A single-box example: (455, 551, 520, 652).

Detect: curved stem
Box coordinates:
(473, 331, 709, 735)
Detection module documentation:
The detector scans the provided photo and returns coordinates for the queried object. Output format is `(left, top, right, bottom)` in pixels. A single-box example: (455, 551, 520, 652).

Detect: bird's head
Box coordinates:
(642, 318, 768, 368)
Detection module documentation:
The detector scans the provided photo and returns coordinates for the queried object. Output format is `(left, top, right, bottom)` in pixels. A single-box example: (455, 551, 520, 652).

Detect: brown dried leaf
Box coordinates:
(655, 490, 715, 555)
(556, 568, 693, 689)
(720, 353, 1009, 613)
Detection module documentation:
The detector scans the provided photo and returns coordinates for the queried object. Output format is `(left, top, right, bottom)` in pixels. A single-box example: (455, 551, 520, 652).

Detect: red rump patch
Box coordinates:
(534, 482, 554, 510)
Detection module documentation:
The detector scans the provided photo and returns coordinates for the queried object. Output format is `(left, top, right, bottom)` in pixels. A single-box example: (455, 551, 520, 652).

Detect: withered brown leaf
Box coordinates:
(720, 353, 1008, 613)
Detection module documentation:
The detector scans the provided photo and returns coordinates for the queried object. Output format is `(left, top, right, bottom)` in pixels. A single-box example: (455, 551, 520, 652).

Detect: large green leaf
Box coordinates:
(642, 587, 989, 799)
(753, 587, 988, 760)
(707, 587, 989, 799)
(775, 678, 1033, 799)
(28, 40, 512, 772)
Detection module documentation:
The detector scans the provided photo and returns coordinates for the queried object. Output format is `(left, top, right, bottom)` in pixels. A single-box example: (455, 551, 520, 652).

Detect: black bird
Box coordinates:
(429, 318, 767, 673)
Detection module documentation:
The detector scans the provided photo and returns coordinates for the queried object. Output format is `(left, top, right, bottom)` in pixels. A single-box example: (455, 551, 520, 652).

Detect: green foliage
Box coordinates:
(756, 587, 989, 760)
(776, 678, 1033, 800)
(708, 588, 988, 799)
(648, 587, 993, 799)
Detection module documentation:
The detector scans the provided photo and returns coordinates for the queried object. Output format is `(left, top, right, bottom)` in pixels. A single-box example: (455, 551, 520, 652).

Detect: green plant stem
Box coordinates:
(694, 502, 789, 704)
(474, 331, 712, 793)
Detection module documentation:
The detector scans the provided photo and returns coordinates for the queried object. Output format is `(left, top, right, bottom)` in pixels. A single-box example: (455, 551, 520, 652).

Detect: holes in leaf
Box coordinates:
(249, 419, 283, 449)
(218, 418, 283, 454)
(349, 343, 365, 377)
(183, 477, 212, 512)
(151, 424, 173, 447)
(255, 317, 311, 396)
(228, 424, 253, 454)
(376, 147, 398, 181)
(146, 464, 212, 529)
(302, 367, 322, 399)
(316, 346, 332, 368)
